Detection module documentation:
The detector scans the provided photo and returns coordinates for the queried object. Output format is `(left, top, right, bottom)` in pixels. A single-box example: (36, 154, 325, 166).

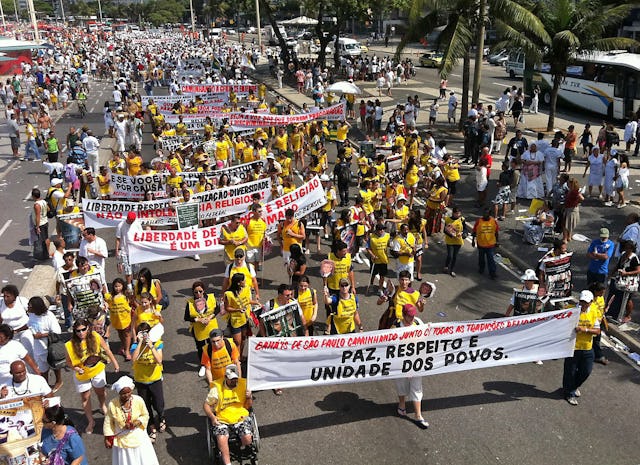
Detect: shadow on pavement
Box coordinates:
(483, 381, 560, 400)
(163, 407, 210, 465)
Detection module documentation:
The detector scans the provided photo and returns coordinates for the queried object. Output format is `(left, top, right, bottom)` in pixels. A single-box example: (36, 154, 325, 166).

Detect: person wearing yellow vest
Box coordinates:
(323, 278, 363, 334)
(320, 175, 337, 239)
(184, 280, 219, 367)
(324, 240, 356, 298)
(367, 223, 391, 294)
(223, 248, 261, 302)
(295, 276, 318, 335)
(133, 293, 163, 341)
(223, 274, 256, 356)
(443, 207, 466, 277)
(378, 270, 425, 323)
(202, 328, 241, 385)
(336, 120, 351, 151)
(471, 208, 499, 279)
(425, 177, 448, 235)
(203, 365, 254, 465)
(245, 204, 267, 271)
(278, 208, 305, 264)
(220, 215, 249, 264)
(65, 318, 119, 434)
(130, 322, 165, 441)
(105, 278, 132, 361)
(391, 224, 417, 280)
(562, 290, 600, 406)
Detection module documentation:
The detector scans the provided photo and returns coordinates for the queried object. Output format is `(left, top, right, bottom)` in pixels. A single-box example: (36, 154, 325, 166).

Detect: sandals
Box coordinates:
(397, 407, 406, 417)
(85, 421, 95, 435)
(273, 388, 283, 396)
(414, 417, 429, 429)
(158, 419, 167, 433)
(148, 428, 157, 443)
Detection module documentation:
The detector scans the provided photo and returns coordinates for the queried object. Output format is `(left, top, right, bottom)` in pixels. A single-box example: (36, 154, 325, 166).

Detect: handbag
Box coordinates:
(47, 333, 67, 369)
(615, 274, 639, 292)
(49, 428, 73, 465)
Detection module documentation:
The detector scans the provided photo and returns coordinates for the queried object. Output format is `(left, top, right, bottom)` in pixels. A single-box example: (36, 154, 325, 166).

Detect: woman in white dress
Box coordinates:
(603, 152, 619, 206)
(616, 157, 630, 208)
(517, 143, 545, 199)
(27, 296, 63, 392)
(103, 376, 159, 465)
(582, 146, 604, 198)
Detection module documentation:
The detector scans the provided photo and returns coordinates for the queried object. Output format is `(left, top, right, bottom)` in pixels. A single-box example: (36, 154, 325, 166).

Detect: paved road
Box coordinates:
(1, 67, 640, 465)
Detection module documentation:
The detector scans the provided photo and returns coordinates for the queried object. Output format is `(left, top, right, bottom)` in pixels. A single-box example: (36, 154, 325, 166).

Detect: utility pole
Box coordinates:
(25, 0, 39, 41)
(256, 0, 261, 49)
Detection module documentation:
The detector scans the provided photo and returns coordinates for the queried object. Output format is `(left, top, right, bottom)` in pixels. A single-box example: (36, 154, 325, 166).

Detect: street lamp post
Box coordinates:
(25, 0, 39, 41)
(189, 0, 195, 33)
(97, 0, 103, 23)
(255, 0, 261, 49)
(59, 0, 65, 23)
(0, 1, 6, 30)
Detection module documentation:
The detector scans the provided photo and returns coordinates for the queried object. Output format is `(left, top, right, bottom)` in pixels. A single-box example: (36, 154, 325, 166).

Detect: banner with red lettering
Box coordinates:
(82, 198, 176, 229)
(194, 177, 272, 220)
(127, 176, 326, 264)
(141, 93, 229, 106)
(181, 84, 257, 95)
(246, 309, 579, 390)
(110, 173, 165, 200)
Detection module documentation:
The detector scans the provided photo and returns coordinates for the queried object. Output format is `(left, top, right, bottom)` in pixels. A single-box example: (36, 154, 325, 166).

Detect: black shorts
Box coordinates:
(563, 148, 575, 163)
(320, 211, 333, 227)
(371, 263, 388, 277)
(448, 180, 457, 195)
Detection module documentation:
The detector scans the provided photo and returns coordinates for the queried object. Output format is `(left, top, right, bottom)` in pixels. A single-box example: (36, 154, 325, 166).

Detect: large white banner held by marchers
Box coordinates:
(247, 309, 580, 391)
(128, 176, 326, 264)
(193, 177, 272, 220)
(82, 198, 176, 228)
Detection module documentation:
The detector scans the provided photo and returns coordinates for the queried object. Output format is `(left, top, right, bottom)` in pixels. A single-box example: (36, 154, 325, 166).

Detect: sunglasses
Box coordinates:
(340, 283, 350, 287)
(74, 327, 88, 333)
(194, 289, 204, 294)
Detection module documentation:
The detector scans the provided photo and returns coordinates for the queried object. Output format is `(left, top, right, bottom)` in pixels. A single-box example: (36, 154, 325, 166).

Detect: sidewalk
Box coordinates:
(250, 61, 640, 359)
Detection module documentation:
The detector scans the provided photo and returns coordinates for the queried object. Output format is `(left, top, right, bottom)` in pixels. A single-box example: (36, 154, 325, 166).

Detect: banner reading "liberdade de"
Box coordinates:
(246, 308, 579, 391)
(127, 176, 326, 264)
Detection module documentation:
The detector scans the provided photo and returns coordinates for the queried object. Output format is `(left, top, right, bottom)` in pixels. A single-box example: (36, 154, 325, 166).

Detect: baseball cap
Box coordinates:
(320, 174, 330, 182)
(127, 211, 136, 221)
(579, 290, 594, 303)
(402, 304, 418, 317)
(225, 364, 239, 380)
(266, 153, 275, 160)
(50, 178, 63, 186)
(599, 228, 610, 238)
(397, 194, 407, 202)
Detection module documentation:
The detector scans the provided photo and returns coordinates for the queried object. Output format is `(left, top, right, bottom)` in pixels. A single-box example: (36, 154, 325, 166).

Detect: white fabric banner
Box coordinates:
(246, 309, 580, 391)
(141, 93, 229, 106)
(179, 160, 265, 188)
(110, 173, 166, 200)
(128, 176, 327, 264)
(82, 198, 176, 229)
(181, 84, 257, 95)
(193, 177, 272, 220)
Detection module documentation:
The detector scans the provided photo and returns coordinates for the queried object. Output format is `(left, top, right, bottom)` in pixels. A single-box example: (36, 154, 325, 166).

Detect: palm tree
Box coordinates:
(397, 0, 548, 130)
(502, 0, 639, 131)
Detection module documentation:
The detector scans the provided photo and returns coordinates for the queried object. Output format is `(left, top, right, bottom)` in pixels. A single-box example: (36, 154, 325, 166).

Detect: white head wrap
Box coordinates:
(111, 376, 135, 393)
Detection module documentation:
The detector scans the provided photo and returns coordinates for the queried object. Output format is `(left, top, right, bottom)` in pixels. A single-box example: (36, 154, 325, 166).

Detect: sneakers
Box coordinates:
(353, 254, 363, 264)
(193, 254, 200, 261)
(450, 271, 456, 277)
(566, 396, 579, 406)
(604, 201, 613, 207)
(534, 360, 543, 365)
(573, 389, 581, 397)
(198, 366, 206, 377)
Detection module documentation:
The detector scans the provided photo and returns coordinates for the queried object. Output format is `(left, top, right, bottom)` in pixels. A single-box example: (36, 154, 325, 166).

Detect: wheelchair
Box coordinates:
(206, 410, 260, 465)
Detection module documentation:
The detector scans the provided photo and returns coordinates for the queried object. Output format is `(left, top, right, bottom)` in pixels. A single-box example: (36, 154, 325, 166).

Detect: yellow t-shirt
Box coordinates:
(290, 132, 303, 151)
(274, 134, 288, 152)
(105, 293, 131, 330)
(208, 378, 249, 424)
(296, 288, 316, 323)
(336, 124, 349, 142)
(395, 205, 409, 223)
(323, 188, 336, 212)
(359, 189, 375, 215)
(132, 339, 163, 383)
(281, 220, 302, 253)
(222, 224, 248, 260)
(444, 216, 465, 246)
(328, 294, 357, 333)
(394, 233, 416, 265)
(444, 163, 461, 182)
(247, 218, 267, 248)
(575, 306, 600, 351)
(327, 252, 352, 290)
(65, 332, 105, 382)
(369, 233, 390, 264)
(391, 288, 420, 320)
(405, 164, 419, 185)
(216, 140, 231, 161)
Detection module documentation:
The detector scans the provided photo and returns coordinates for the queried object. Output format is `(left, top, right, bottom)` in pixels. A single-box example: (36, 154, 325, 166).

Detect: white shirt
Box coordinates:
(116, 220, 136, 255)
(28, 311, 61, 357)
(624, 121, 638, 142)
(448, 95, 458, 110)
(0, 341, 28, 377)
(112, 89, 122, 103)
(79, 236, 108, 268)
(83, 135, 100, 154)
(0, 297, 29, 331)
(0, 373, 52, 398)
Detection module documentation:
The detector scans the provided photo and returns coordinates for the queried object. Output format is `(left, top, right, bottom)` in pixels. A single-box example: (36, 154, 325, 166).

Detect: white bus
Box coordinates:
(527, 51, 640, 119)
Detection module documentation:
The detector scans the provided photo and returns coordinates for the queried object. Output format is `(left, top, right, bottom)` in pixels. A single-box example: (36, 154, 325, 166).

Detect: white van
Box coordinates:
(337, 38, 362, 57)
(506, 50, 525, 78)
(209, 27, 222, 39)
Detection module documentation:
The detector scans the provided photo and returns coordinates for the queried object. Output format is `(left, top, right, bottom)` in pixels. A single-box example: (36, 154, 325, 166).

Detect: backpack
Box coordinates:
(45, 190, 57, 219)
(337, 164, 351, 185)
(205, 337, 233, 361)
(47, 333, 67, 369)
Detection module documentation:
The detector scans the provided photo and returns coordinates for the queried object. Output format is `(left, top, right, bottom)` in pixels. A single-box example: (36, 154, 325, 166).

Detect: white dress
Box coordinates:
(27, 311, 61, 372)
(517, 150, 545, 199)
(587, 154, 604, 187)
(604, 158, 619, 197)
(112, 428, 159, 465)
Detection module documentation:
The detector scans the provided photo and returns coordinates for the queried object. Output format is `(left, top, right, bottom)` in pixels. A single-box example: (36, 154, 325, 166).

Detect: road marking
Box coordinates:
(0, 220, 12, 238)
(23, 187, 36, 201)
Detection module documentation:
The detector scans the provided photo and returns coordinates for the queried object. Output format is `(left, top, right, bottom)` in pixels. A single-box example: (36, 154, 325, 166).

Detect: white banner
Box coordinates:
(193, 177, 272, 220)
(110, 173, 165, 200)
(128, 176, 327, 264)
(141, 93, 229, 106)
(246, 309, 580, 391)
(181, 84, 257, 95)
(178, 160, 265, 189)
(82, 198, 176, 229)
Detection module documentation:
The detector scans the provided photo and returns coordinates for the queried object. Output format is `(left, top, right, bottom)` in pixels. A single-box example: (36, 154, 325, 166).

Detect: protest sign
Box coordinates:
(178, 160, 265, 189)
(110, 173, 165, 200)
(386, 153, 403, 180)
(181, 84, 257, 95)
(0, 395, 44, 462)
(261, 301, 306, 337)
(128, 177, 326, 264)
(192, 177, 272, 220)
(542, 252, 573, 298)
(65, 270, 106, 320)
(158, 134, 204, 152)
(247, 308, 579, 391)
(176, 202, 200, 229)
(512, 290, 547, 315)
(82, 198, 176, 229)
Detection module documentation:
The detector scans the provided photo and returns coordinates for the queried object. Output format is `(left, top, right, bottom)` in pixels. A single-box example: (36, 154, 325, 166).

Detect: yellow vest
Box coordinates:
(246, 218, 267, 248)
(65, 332, 104, 381)
(328, 294, 357, 334)
(187, 294, 219, 341)
(135, 305, 162, 328)
(225, 289, 250, 328)
(369, 233, 390, 264)
(105, 293, 132, 330)
(212, 378, 249, 424)
(395, 234, 416, 265)
(392, 288, 420, 320)
(132, 339, 163, 383)
(575, 306, 599, 351)
(296, 288, 316, 322)
(222, 224, 248, 260)
(327, 252, 352, 290)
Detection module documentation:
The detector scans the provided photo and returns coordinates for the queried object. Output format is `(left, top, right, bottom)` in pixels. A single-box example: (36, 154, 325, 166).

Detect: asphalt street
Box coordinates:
(0, 59, 639, 465)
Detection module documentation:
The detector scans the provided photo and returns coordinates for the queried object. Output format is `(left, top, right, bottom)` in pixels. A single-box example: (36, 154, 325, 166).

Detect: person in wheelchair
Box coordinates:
(203, 365, 253, 465)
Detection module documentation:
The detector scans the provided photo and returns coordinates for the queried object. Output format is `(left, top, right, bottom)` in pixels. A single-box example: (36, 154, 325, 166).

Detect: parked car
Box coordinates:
(419, 51, 443, 68)
(488, 49, 508, 65)
(296, 30, 313, 40)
